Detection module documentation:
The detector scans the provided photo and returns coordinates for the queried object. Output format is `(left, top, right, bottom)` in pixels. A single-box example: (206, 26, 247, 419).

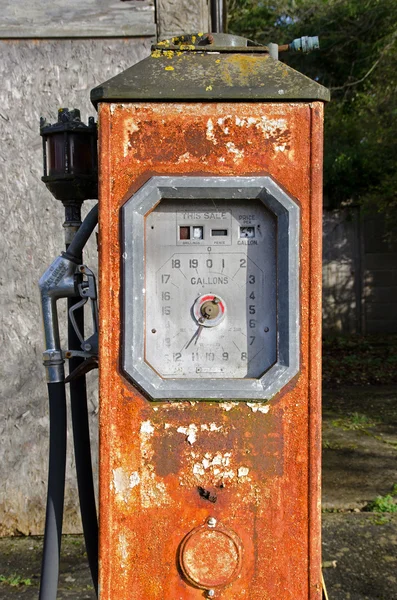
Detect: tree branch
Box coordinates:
(331, 29, 397, 91)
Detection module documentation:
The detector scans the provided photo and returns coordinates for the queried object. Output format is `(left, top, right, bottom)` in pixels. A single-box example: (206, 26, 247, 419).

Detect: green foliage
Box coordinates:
(365, 483, 397, 512)
(228, 0, 397, 237)
(0, 574, 32, 587)
(366, 495, 397, 513)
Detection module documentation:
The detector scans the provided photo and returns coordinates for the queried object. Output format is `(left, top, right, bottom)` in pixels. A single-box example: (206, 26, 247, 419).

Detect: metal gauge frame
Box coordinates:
(121, 176, 300, 401)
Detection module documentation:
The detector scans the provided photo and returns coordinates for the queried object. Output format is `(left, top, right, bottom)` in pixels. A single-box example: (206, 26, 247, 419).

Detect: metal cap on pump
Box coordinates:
(91, 32, 330, 105)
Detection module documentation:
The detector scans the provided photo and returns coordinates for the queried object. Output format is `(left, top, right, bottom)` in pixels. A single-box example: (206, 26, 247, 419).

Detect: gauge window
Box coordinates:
(192, 226, 204, 240)
(145, 199, 277, 379)
(179, 226, 190, 240)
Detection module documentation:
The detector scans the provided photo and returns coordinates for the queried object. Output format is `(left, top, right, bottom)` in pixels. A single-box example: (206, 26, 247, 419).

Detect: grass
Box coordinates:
(323, 334, 397, 386)
(365, 484, 397, 513)
(0, 574, 33, 587)
(322, 439, 358, 450)
(331, 412, 379, 431)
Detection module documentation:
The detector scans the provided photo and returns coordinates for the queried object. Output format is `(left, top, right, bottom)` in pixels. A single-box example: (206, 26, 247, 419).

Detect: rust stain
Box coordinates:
(98, 101, 324, 599)
(125, 109, 292, 167)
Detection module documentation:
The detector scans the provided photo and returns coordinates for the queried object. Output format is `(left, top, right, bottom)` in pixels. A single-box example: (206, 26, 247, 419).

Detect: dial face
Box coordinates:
(144, 199, 277, 379)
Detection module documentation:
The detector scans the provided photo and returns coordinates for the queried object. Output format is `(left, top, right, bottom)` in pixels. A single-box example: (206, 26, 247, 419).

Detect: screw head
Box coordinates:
(207, 517, 217, 528)
(206, 590, 215, 598)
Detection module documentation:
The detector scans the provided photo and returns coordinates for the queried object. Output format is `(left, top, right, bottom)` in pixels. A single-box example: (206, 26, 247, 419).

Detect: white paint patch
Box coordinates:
(247, 403, 270, 414)
(217, 116, 231, 134)
(177, 423, 198, 445)
(112, 467, 129, 497)
(192, 451, 234, 480)
(202, 458, 210, 469)
(210, 422, 223, 431)
(206, 118, 217, 144)
(140, 471, 170, 509)
(123, 117, 140, 157)
(234, 115, 289, 152)
(219, 402, 238, 411)
(226, 141, 244, 160)
(140, 420, 154, 435)
(238, 467, 250, 478)
(177, 152, 192, 163)
(255, 117, 288, 151)
(139, 422, 171, 509)
(200, 422, 223, 432)
(129, 472, 140, 488)
(161, 402, 190, 410)
(118, 533, 129, 570)
(193, 463, 205, 476)
(112, 467, 140, 503)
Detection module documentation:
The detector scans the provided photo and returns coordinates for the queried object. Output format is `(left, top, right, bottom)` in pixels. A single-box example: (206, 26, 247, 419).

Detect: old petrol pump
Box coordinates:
(38, 33, 329, 600)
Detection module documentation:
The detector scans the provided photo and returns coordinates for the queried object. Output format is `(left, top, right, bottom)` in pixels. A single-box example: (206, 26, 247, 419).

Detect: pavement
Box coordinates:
(0, 385, 396, 599)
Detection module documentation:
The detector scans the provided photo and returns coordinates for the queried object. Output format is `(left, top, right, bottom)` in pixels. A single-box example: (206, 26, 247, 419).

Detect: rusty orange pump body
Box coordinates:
(98, 101, 324, 599)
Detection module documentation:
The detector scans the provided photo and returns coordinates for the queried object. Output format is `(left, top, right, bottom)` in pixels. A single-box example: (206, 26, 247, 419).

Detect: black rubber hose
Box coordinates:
(68, 301, 99, 596)
(67, 202, 99, 595)
(64, 204, 98, 262)
(39, 382, 67, 600)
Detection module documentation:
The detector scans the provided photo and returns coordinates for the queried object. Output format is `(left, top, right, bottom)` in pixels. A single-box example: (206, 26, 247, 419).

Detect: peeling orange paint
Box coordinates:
(98, 101, 324, 599)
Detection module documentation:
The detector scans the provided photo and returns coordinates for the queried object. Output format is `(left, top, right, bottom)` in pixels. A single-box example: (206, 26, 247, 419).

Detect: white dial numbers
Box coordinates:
(144, 200, 277, 379)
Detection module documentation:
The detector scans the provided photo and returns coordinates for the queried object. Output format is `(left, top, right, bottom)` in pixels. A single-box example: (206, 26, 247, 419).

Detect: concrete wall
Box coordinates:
(362, 215, 397, 334)
(322, 208, 361, 334)
(0, 38, 153, 536)
(0, 0, 210, 537)
(322, 208, 397, 335)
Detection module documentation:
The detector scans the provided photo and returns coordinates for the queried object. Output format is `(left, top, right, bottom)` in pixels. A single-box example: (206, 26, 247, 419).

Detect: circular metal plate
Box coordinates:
(179, 521, 243, 589)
